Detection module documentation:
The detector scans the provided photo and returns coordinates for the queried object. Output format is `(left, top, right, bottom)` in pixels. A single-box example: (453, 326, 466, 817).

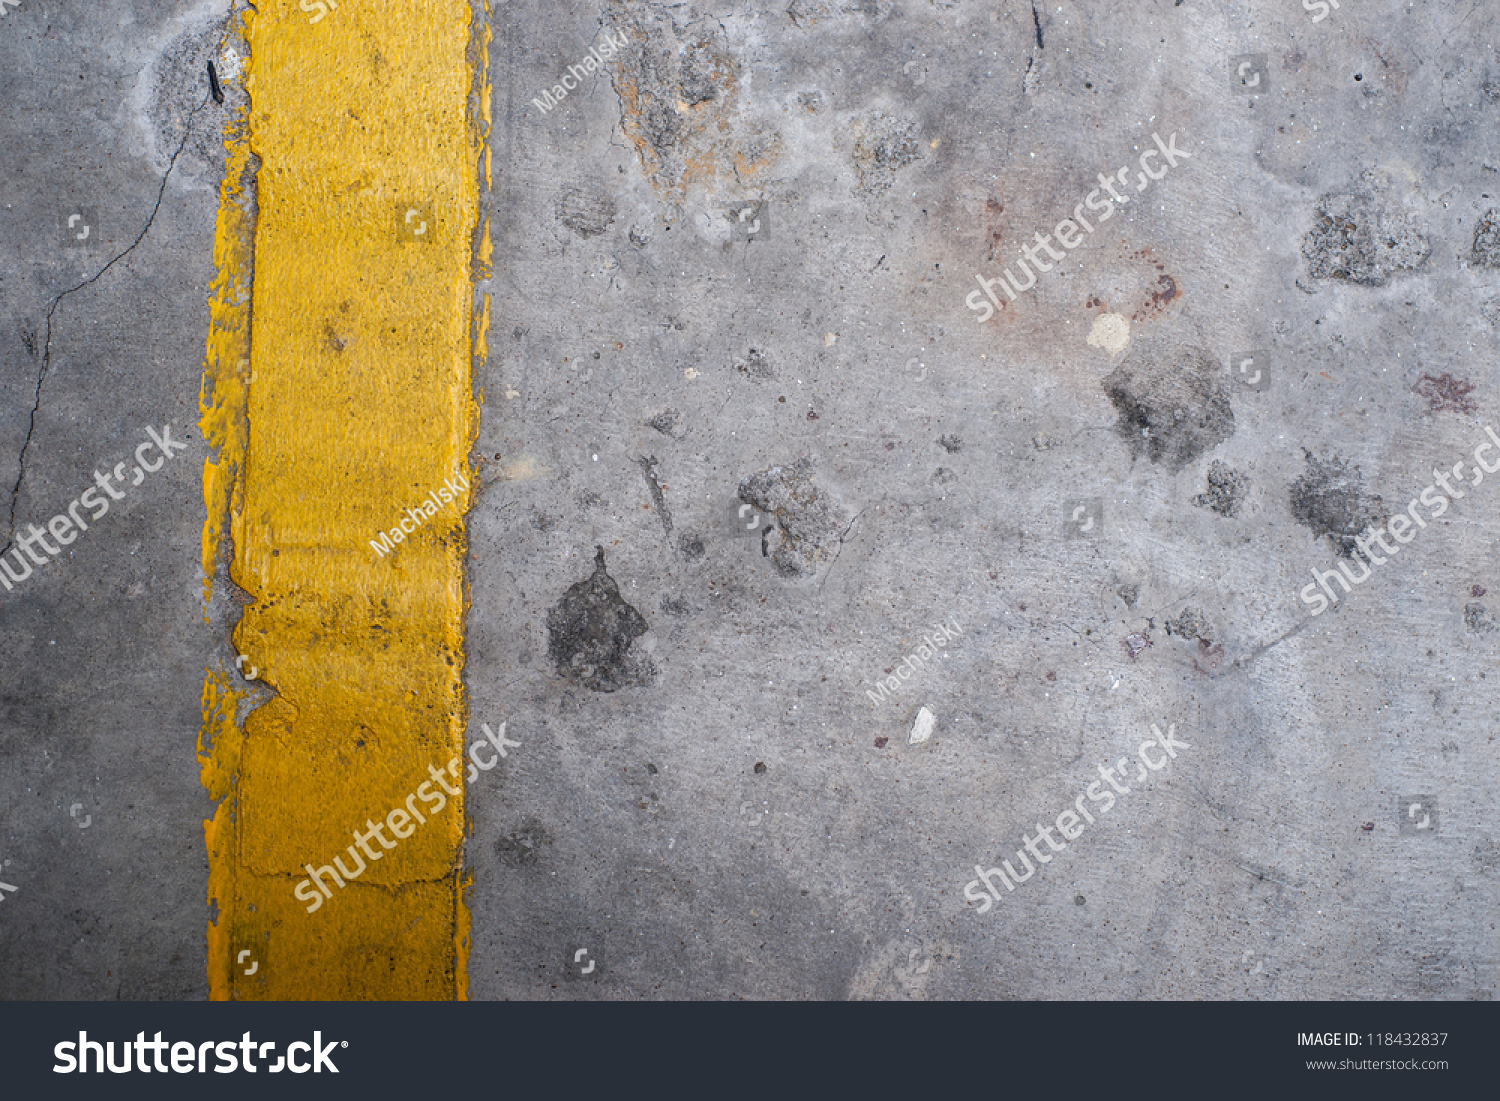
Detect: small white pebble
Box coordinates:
(909, 705, 935, 746)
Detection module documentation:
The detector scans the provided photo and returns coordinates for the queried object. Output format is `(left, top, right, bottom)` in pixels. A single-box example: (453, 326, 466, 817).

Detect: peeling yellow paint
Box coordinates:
(199, 0, 490, 1000)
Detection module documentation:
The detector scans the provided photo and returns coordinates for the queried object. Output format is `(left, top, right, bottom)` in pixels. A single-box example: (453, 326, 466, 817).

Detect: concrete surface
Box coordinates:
(2, 0, 1499, 1000)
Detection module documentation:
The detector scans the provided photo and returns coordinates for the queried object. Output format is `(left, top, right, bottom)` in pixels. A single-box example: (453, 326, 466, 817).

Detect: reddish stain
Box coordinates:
(1018, 603, 1027, 611)
(1361, 822, 1375, 831)
(1413, 372, 1477, 414)
(874, 737, 889, 749)
(1473, 585, 1487, 598)
(1045, 671, 1057, 682)
(1135, 274, 1178, 319)
(807, 409, 819, 421)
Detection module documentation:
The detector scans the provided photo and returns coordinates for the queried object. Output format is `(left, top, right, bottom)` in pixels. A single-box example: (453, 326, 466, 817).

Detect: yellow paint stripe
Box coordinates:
(200, 0, 490, 1000)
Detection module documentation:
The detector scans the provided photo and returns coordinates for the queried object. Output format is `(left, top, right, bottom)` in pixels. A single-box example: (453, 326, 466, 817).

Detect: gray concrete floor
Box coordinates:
(2, 0, 1498, 1000)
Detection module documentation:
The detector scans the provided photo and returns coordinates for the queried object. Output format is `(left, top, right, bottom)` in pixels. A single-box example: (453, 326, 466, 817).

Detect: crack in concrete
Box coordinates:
(3, 91, 211, 558)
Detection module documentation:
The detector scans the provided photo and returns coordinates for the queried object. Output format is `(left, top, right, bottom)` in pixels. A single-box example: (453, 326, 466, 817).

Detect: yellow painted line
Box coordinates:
(199, 0, 490, 1000)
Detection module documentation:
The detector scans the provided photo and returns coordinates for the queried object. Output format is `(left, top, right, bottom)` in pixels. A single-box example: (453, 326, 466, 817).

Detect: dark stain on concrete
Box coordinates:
(1193, 459, 1250, 518)
(546, 546, 656, 691)
(1413, 372, 1477, 414)
(646, 407, 687, 438)
(494, 818, 553, 869)
(735, 348, 775, 381)
(738, 458, 849, 578)
(1103, 342, 1234, 473)
(1302, 181, 1429, 285)
(851, 112, 922, 195)
(1288, 451, 1389, 560)
(1165, 607, 1211, 642)
(636, 454, 673, 535)
(555, 185, 617, 238)
(1464, 602, 1494, 633)
(1475, 208, 1500, 267)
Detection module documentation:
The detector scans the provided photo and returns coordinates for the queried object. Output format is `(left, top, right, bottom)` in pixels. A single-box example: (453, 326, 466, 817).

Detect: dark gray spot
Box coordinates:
(1165, 607, 1211, 642)
(660, 595, 692, 616)
(754, 761, 767, 774)
(1103, 343, 1234, 473)
(852, 112, 922, 194)
(937, 434, 963, 453)
(1473, 838, 1500, 875)
(1118, 582, 1140, 608)
(546, 547, 656, 692)
(677, 533, 706, 561)
(680, 41, 722, 105)
(1465, 602, 1494, 633)
(735, 348, 775, 381)
(1302, 183, 1429, 285)
(555, 186, 617, 238)
(494, 818, 552, 868)
(646, 408, 687, 438)
(932, 467, 958, 485)
(1474, 208, 1500, 268)
(738, 459, 850, 578)
(1193, 459, 1250, 518)
(1289, 451, 1388, 560)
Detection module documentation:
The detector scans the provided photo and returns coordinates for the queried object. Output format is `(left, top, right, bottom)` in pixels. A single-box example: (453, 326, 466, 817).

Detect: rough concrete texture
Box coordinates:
(3, 0, 1499, 1002)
